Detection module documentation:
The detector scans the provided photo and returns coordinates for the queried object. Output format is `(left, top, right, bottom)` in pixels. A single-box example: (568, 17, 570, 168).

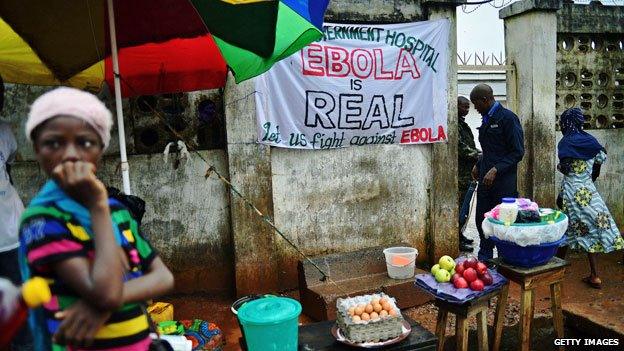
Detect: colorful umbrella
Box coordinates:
(0, 0, 329, 193)
(0, 18, 228, 96)
(0, 0, 329, 83)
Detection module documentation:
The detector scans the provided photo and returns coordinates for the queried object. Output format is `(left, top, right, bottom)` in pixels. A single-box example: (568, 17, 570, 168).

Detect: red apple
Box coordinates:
(451, 273, 462, 283)
(476, 262, 488, 276)
(454, 277, 469, 289)
(455, 262, 465, 275)
(481, 272, 494, 286)
(464, 257, 477, 269)
(463, 268, 477, 283)
(470, 279, 485, 291)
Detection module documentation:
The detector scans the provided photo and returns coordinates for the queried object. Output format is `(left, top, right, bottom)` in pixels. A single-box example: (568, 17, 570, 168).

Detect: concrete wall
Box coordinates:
(554, 2, 624, 227)
(326, 0, 424, 22)
(268, 1, 434, 287)
(270, 144, 432, 286)
(226, 0, 462, 295)
(4, 84, 233, 295)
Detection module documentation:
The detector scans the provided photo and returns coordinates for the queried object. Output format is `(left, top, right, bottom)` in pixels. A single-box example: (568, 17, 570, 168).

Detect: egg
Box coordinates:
(365, 304, 374, 314)
(381, 302, 392, 312)
(354, 305, 365, 316)
(348, 307, 355, 316)
(379, 297, 389, 305)
(361, 312, 370, 321)
(379, 310, 388, 318)
(373, 303, 383, 313)
(352, 315, 361, 322)
(370, 312, 379, 320)
(371, 298, 380, 305)
(389, 309, 398, 317)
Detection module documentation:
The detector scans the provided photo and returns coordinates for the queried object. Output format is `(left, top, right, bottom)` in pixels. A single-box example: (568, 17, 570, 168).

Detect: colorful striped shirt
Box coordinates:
(19, 198, 156, 350)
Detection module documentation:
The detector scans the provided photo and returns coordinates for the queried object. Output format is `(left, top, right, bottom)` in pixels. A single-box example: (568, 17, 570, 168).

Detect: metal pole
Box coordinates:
(107, 0, 132, 194)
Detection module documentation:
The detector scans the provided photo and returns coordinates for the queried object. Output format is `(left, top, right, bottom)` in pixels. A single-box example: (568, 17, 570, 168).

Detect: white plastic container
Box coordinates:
(157, 335, 192, 351)
(383, 247, 418, 279)
(499, 197, 519, 224)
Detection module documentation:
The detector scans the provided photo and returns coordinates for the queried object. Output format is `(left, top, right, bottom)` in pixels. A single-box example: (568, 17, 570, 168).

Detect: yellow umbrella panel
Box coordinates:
(0, 18, 104, 91)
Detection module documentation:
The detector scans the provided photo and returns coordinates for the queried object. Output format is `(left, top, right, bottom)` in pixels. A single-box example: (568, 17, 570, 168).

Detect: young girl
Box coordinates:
(19, 87, 174, 350)
(557, 107, 624, 289)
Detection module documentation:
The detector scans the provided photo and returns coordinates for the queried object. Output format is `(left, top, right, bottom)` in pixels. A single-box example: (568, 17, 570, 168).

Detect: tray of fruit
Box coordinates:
(414, 256, 507, 304)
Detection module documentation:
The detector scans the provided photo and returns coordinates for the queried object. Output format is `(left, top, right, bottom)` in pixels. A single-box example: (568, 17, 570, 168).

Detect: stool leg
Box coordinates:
(492, 283, 509, 351)
(456, 316, 469, 351)
(550, 282, 564, 351)
(477, 310, 489, 351)
(435, 309, 448, 351)
(519, 288, 535, 351)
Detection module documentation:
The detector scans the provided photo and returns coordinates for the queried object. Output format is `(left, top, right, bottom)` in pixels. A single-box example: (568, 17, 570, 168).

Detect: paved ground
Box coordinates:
(166, 206, 624, 350)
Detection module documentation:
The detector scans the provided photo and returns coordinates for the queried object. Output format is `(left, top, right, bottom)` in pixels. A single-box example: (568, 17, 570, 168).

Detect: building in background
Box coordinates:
(458, 65, 507, 150)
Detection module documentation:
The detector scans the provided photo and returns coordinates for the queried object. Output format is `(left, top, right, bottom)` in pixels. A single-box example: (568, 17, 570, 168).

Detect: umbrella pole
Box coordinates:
(107, 0, 132, 194)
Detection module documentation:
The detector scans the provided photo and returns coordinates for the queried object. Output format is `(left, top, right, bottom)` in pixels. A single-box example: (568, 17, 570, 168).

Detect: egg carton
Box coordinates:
(336, 293, 404, 343)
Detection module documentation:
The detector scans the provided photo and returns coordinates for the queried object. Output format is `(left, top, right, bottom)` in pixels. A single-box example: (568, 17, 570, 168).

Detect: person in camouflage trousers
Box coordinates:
(458, 96, 479, 251)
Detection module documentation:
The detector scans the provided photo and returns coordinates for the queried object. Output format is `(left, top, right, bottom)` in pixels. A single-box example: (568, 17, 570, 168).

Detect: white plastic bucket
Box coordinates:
(383, 247, 418, 279)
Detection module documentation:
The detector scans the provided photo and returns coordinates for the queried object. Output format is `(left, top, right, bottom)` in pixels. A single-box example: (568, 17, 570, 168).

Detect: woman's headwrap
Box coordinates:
(26, 87, 113, 149)
(557, 107, 603, 161)
(559, 107, 584, 135)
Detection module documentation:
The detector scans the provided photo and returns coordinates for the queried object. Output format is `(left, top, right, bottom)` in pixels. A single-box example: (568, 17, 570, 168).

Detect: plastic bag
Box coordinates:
(482, 214, 568, 246)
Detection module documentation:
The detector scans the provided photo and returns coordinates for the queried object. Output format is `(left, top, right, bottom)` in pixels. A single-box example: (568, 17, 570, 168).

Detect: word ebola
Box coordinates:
(302, 44, 421, 80)
(400, 126, 447, 143)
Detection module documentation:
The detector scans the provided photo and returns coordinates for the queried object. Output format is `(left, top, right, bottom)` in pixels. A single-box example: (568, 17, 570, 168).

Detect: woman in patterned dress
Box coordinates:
(557, 108, 624, 289)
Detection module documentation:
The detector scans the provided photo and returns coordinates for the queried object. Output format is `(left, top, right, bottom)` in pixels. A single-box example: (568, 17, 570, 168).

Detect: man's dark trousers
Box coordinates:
(476, 187, 518, 261)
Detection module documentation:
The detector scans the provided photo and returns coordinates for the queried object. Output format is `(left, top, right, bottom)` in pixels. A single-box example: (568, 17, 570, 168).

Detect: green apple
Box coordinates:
(431, 264, 441, 276)
(438, 255, 456, 272)
(435, 269, 451, 283)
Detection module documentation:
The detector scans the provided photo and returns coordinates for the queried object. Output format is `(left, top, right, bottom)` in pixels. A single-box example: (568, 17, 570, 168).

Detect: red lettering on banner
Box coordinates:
(394, 49, 421, 80)
(438, 125, 447, 141)
(401, 130, 410, 143)
(410, 128, 419, 142)
(419, 128, 428, 141)
(373, 48, 393, 80)
(400, 125, 446, 143)
(302, 44, 325, 76)
(300, 46, 422, 80)
(325, 46, 350, 77)
(351, 49, 374, 79)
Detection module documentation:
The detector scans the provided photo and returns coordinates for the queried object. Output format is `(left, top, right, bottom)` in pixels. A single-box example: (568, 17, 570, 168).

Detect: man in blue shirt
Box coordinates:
(470, 84, 525, 262)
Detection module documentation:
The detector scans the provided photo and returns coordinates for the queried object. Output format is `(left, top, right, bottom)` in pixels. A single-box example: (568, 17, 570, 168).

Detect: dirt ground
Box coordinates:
(166, 250, 623, 351)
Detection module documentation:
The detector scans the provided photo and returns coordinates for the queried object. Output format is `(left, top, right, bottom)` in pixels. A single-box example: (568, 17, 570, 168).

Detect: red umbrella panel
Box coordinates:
(104, 35, 227, 98)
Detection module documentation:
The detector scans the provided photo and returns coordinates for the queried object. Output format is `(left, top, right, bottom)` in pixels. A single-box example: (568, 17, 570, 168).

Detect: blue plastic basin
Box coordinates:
(490, 236, 567, 268)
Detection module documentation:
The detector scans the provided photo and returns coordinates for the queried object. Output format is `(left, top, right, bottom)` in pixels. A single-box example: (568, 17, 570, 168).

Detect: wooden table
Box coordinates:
(490, 257, 569, 351)
(434, 284, 509, 351)
(298, 316, 437, 351)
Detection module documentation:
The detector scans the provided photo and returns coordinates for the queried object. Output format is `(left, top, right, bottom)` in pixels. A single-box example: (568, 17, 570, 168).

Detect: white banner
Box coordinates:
(255, 20, 450, 149)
